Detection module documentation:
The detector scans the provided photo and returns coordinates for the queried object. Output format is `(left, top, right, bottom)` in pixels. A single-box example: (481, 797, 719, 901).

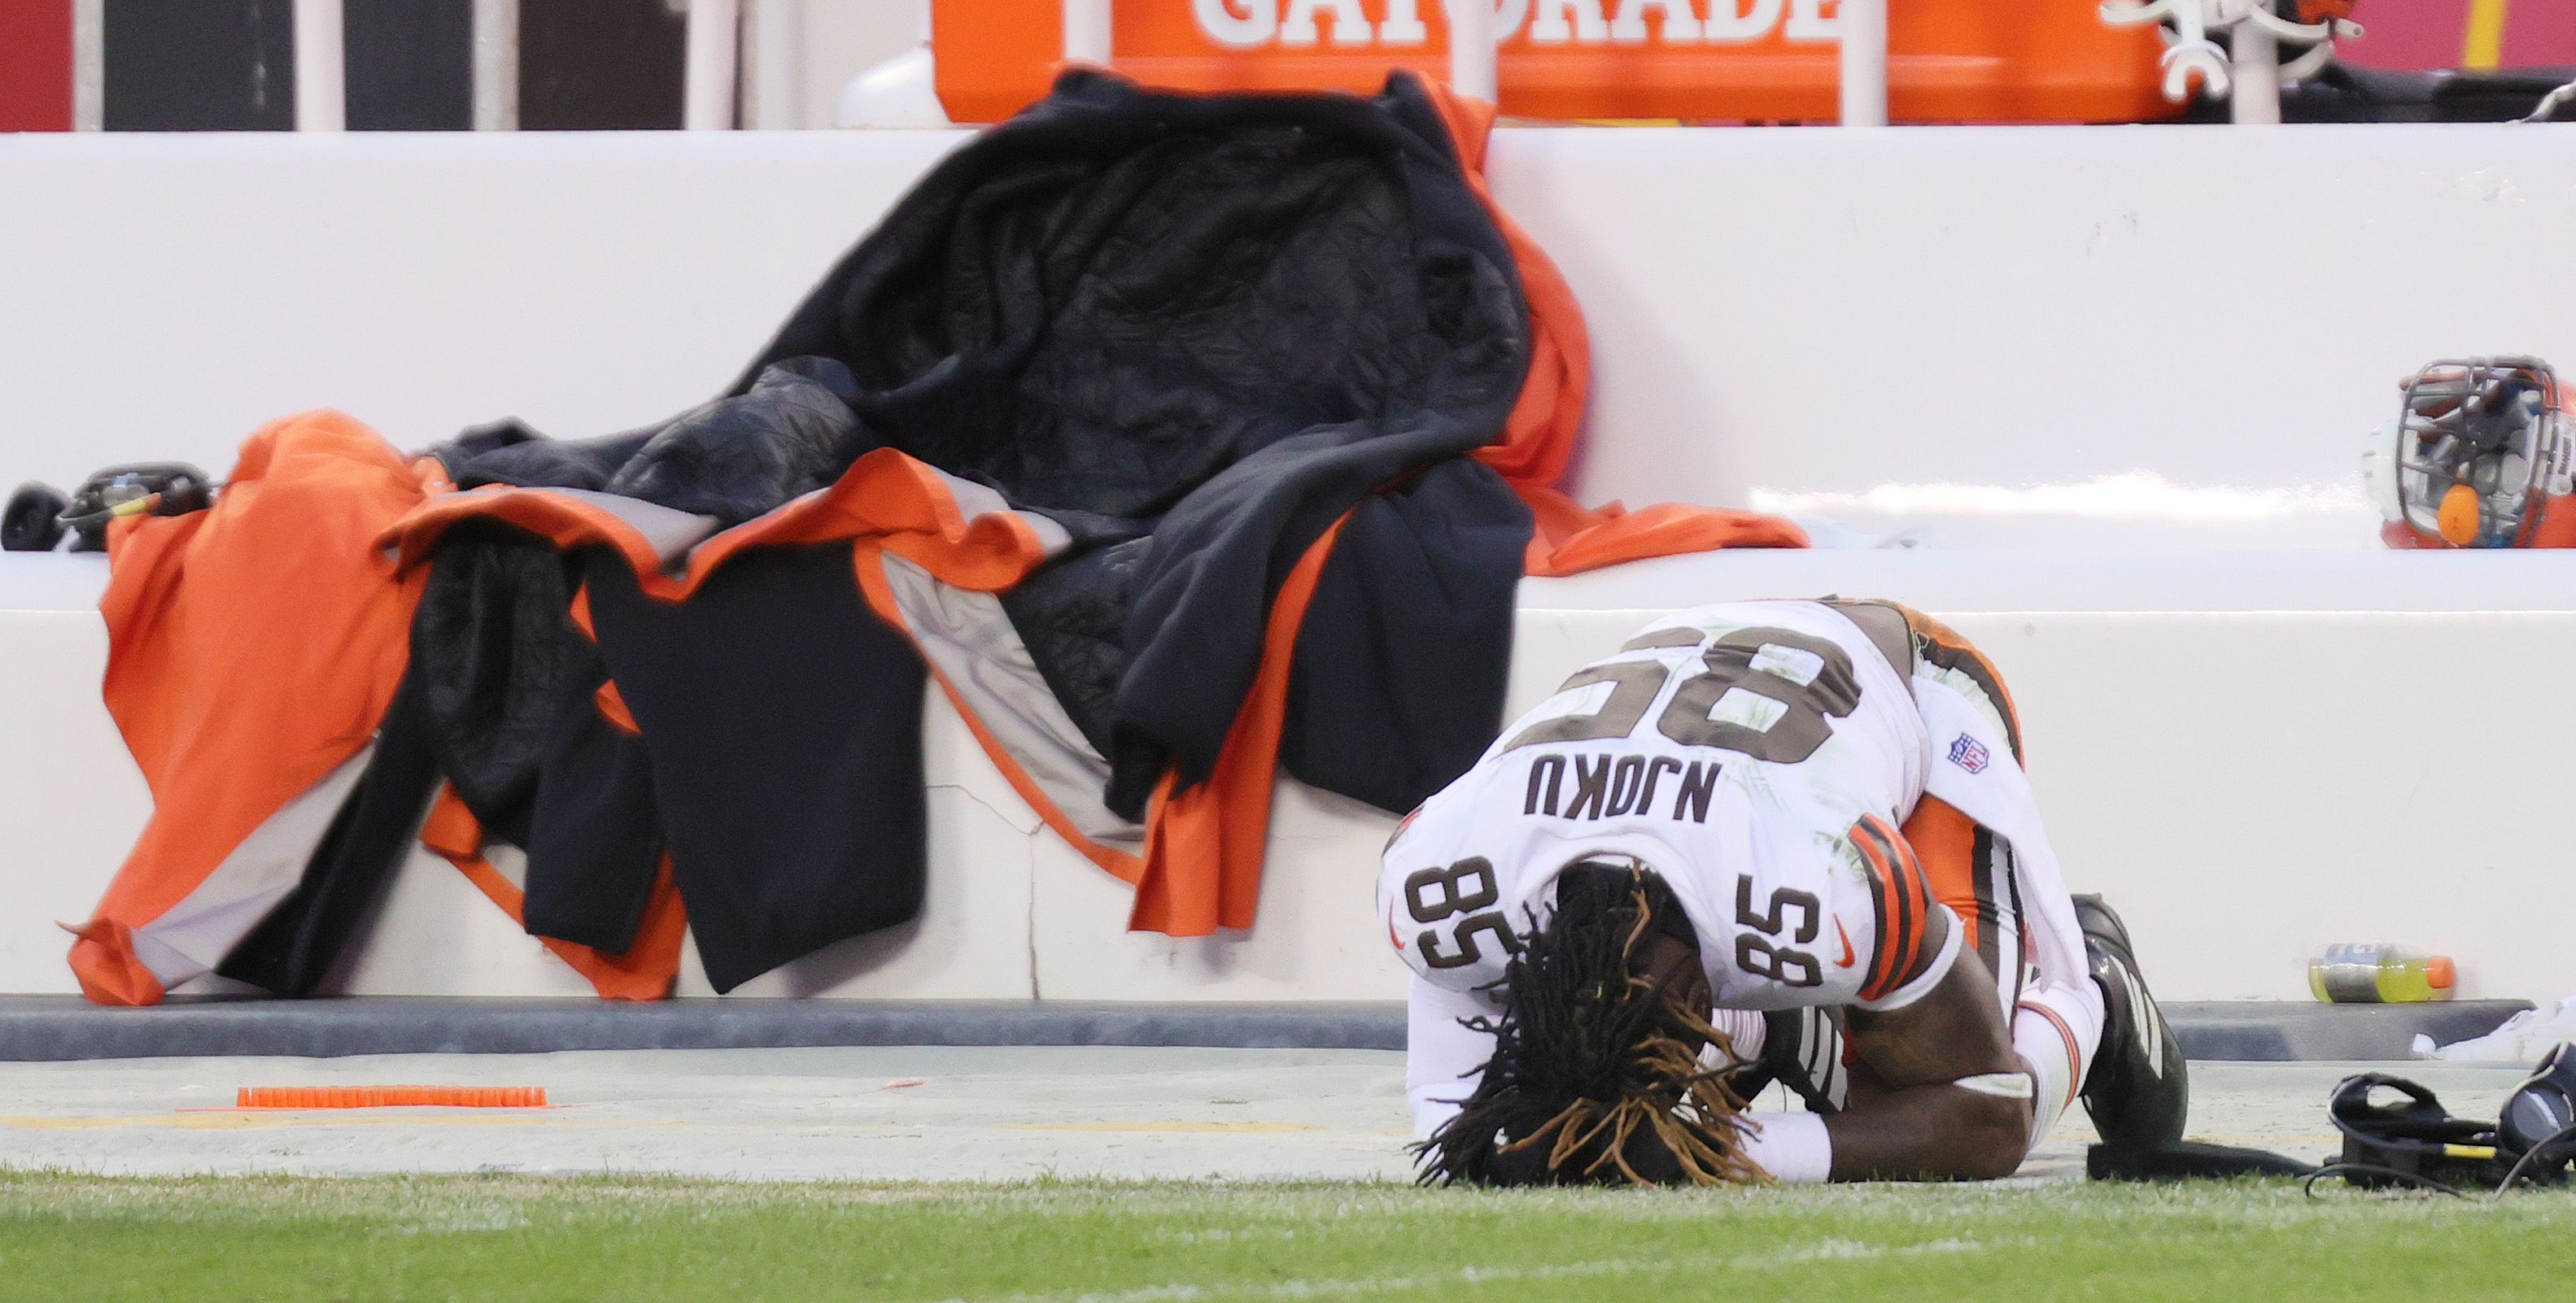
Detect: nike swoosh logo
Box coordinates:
(1832, 920, 1857, 969)
(1389, 917, 1406, 952)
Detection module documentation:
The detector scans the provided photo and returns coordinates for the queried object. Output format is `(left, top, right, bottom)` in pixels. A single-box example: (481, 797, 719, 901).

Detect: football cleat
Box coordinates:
(2074, 894, 2189, 1148)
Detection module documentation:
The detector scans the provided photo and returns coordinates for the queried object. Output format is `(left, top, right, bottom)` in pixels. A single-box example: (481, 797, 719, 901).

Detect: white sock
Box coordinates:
(2012, 978, 2105, 1147)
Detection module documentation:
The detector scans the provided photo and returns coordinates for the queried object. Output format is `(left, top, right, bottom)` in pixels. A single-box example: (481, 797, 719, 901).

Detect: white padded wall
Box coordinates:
(10, 125, 2576, 548)
(0, 560, 146, 997)
(0, 131, 969, 492)
(12, 559, 2576, 1003)
(1483, 125, 2576, 549)
(1947, 609, 2576, 1005)
(9, 124, 2576, 1006)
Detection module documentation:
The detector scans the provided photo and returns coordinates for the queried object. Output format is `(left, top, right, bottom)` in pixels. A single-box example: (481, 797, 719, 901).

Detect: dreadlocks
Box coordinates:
(1413, 862, 1765, 1188)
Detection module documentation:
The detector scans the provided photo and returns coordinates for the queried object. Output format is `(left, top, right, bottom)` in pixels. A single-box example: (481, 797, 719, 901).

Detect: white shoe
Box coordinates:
(2413, 995, 2576, 1064)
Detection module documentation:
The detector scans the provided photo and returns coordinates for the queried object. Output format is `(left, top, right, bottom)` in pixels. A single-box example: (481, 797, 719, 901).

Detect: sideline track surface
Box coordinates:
(0, 1047, 2532, 1182)
(0, 997, 2530, 1061)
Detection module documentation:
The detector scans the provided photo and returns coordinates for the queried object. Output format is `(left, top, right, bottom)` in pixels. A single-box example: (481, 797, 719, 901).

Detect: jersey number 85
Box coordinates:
(1399, 858, 1520, 971)
(1504, 626, 1861, 765)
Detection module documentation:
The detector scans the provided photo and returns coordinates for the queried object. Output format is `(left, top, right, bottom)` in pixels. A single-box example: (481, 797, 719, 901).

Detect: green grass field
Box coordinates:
(5, 1172, 2570, 1303)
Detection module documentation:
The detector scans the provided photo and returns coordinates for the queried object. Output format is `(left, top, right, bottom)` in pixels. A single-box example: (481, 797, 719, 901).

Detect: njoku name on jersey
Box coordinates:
(1492, 602, 1911, 818)
(1382, 599, 1929, 999)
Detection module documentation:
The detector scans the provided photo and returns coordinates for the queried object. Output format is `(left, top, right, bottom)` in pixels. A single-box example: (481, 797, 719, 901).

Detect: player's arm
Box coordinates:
(1824, 934, 2032, 1181)
(1752, 815, 2028, 1182)
(1405, 976, 1499, 1140)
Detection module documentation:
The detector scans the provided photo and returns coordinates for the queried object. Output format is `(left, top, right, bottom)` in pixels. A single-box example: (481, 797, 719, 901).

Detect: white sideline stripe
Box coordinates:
(941, 1235, 1996, 1303)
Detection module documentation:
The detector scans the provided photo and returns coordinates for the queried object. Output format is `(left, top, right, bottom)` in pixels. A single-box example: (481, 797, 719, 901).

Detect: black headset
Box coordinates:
(3, 464, 214, 553)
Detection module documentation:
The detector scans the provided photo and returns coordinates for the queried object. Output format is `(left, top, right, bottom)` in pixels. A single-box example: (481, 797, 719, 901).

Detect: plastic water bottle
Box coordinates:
(2308, 943, 2456, 1004)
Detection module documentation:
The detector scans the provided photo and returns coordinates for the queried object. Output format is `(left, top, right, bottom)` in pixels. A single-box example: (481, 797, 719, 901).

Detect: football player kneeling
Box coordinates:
(1382, 598, 2184, 1185)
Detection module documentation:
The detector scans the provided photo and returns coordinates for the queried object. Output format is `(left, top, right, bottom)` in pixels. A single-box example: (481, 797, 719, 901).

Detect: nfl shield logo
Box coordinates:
(1947, 734, 1990, 774)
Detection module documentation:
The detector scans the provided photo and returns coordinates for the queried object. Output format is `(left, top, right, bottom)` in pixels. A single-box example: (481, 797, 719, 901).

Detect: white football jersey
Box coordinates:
(1378, 599, 1957, 1016)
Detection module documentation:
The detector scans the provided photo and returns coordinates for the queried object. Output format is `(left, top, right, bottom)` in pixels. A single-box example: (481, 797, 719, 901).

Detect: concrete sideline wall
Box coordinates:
(9, 125, 2576, 544)
(11, 550, 2576, 1007)
(5, 124, 2576, 1008)
(1492, 124, 2576, 549)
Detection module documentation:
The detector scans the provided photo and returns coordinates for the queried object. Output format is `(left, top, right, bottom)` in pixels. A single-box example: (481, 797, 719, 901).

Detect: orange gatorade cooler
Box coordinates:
(931, 0, 2177, 124)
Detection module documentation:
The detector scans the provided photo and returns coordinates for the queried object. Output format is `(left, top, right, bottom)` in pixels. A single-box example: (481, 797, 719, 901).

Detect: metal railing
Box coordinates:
(1839, 0, 1888, 127)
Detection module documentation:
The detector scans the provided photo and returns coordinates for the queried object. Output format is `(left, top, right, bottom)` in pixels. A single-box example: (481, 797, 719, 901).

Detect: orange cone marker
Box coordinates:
(234, 1086, 548, 1109)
